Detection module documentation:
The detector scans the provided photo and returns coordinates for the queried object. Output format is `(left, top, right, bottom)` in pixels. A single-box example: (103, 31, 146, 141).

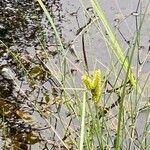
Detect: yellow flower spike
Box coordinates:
(92, 69, 101, 103)
(82, 69, 102, 104)
(82, 73, 93, 90)
(92, 70, 101, 88)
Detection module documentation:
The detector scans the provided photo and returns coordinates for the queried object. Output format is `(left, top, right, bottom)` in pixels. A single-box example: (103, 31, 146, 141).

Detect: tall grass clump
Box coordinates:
(0, 0, 149, 149)
(36, 0, 150, 149)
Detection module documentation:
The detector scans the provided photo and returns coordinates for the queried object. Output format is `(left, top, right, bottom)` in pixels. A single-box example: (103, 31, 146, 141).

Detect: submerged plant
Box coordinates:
(82, 69, 101, 104)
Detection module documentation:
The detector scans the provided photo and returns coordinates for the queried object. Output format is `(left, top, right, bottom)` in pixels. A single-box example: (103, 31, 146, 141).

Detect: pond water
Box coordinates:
(0, 0, 149, 149)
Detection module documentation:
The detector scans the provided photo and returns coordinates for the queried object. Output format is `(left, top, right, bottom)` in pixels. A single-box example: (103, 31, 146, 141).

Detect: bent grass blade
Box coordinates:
(90, 0, 137, 87)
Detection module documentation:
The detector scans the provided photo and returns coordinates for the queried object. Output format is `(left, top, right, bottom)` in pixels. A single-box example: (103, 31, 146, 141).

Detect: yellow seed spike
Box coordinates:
(82, 69, 102, 104)
(92, 69, 101, 103)
(92, 70, 101, 88)
(82, 73, 93, 90)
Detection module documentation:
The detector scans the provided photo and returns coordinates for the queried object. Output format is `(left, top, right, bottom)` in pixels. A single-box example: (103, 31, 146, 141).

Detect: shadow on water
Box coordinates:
(0, 0, 67, 149)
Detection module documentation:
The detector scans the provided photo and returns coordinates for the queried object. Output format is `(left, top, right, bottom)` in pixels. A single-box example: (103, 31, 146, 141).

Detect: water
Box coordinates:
(0, 0, 149, 149)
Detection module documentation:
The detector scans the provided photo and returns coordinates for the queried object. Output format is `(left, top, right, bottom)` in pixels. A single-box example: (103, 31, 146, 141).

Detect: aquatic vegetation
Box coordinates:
(0, 0, 149, 149)
(82, 69, 101, 103)
(91, 0, 137, 88)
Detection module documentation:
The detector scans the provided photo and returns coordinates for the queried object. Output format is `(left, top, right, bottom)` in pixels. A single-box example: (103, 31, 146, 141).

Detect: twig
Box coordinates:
(82, 34, 89, 73)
